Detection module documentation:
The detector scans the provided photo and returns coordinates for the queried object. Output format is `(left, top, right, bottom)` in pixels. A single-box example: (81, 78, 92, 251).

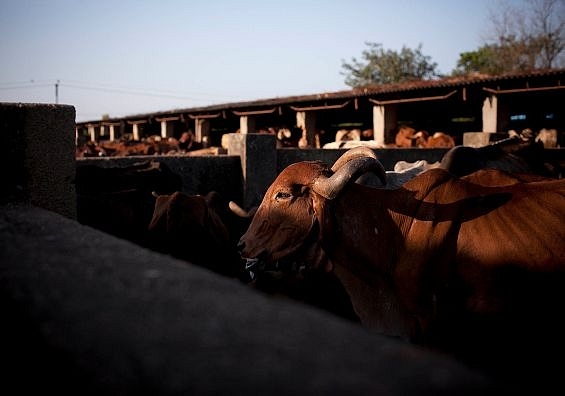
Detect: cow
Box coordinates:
(413, 131, 456, 148)
(323, 129, 362, 149)
(439, 134, 561, 178)
(237, 149, 565, 383)
(147, 190, 250, 278)
(145, 190, 357, 323)
(393, 125, 417, 148)
(536, 128, 559, 148)
(461, 168, 553, 186)
(76, 141, 106, 157)
(76, 160, 182, 245)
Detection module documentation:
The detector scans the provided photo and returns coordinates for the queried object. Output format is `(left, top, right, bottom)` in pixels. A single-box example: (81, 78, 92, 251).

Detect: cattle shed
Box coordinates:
(76, 69, 565, 149)
(0, 104, 522, 394)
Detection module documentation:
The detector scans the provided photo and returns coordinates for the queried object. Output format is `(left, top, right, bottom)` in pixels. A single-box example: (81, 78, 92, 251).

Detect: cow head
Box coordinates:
(238, 155, 386, 273)
(147, 191, 244, 277)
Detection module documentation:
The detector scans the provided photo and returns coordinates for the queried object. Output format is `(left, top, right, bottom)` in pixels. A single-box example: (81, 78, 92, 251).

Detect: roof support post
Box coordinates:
(482, 95, 499, 133)
(160, 120, 174, 139)
(227, 133, 276, 210)
(108, 124, 117, 141)
(372, 104, 396, 146)
(99, 124, 107, 139)
(156, 116, 180, 139)
(194, 118, 211, 147)
(132, 124, 141, 141)
(296, 111, 317, 148)
(88, 124, 98, 142)
(127, 120, 148, 141)
(239, 115, 256, 134)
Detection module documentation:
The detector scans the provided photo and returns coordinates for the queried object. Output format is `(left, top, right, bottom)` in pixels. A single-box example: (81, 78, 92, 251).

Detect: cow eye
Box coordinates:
(275, 191, 292, 201)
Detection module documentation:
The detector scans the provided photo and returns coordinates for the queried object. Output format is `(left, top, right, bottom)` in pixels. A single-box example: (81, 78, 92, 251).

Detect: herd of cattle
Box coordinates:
(76, 125, 462, 158)
(76, 132, 564, 388)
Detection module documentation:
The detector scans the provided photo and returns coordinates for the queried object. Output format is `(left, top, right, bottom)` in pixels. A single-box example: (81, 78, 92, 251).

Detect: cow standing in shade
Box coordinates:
(147, 191, 249, 278)
(237, 149, 565, 385)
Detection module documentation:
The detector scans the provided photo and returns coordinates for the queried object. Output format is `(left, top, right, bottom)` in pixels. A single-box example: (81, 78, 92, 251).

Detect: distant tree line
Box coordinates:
(341, 0, 565, 87)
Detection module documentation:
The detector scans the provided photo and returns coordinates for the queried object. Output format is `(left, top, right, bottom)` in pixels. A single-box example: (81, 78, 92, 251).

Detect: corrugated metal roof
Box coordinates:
(80, 68, 565, 124)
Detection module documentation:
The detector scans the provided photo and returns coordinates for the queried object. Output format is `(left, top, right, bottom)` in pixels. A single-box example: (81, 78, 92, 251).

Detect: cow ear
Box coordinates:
(149, 194, 172, 230)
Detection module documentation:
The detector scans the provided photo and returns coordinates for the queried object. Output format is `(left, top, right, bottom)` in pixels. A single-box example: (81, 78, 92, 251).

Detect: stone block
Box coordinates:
(0, 103, 76, 219)
(227, 133, 277, 209)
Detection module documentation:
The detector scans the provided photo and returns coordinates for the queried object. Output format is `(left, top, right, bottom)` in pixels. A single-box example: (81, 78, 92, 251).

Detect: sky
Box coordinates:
(0, 0, 525, 123)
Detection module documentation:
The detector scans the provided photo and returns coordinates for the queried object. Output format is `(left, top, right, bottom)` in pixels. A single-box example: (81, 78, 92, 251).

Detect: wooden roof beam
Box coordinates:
(187, 112, 222, 119)
(368, 90, 457, 105)
(289, 101, 351, 111)
(482, 84, 565, 95)
(232, 107, 279, 116)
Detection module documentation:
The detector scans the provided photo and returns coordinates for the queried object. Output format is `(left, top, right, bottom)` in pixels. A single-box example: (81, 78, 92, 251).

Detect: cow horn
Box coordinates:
(313, 157, 386, 200)
(229, 200, 252, 218)
(331, 146, 378, 172)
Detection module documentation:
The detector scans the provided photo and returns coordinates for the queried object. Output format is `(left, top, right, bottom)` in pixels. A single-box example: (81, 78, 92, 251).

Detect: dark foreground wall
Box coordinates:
(0, 203, 504, 395)
(1, 102, 76, 219)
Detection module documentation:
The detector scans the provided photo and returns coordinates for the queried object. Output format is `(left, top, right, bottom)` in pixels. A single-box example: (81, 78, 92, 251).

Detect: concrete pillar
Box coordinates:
(100, 124, 107, 139)
(195, 118, 211, 146)
(373, 105, 397, 145)
(160, 121, 172, 139)
(133, 124, 140, 141)
(88, 124, 98, 142)
(482, 96, 498, 132)
(0, 103, 77, 219)
(109, 124, 116, 141)
(227, 133, 277, 210)
(239, 115, 256, 134)
(157, 117, 178, 139)
(296, 111, 317, 147)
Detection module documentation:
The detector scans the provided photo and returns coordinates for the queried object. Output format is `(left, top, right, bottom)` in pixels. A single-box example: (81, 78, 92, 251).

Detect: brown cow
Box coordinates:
(439, 134, 561, 178)
(394, 126, 417, 147)
(238, 150, 565, 383)
(147, 191, 249, 278)
(413, 131, 455, 148)
(76, 160, 182, 245)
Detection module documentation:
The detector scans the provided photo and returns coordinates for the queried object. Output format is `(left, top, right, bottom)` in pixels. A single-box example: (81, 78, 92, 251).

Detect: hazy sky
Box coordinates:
(0, 0, 522, 122)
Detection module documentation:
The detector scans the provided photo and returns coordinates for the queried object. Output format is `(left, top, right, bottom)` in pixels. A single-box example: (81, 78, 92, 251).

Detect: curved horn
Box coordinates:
(331, 146, 378, 172)
(228, 200, 252, 218)
(313, 157, 386, 200)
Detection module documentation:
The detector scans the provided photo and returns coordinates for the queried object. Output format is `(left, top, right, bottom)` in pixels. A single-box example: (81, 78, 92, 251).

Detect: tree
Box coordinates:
(341, 42, 439, 88)
(453, 0, 565, 75)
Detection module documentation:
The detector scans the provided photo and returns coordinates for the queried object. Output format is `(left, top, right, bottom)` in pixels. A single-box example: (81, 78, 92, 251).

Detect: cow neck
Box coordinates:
(327, 185, 401, 283)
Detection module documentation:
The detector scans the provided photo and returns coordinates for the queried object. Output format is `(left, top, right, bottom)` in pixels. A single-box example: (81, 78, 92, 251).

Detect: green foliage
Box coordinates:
(341, 42, 439, 88)
(341, 2, 565, 82)
(452, 37, 560, 76)
(453, 0, 565, 76)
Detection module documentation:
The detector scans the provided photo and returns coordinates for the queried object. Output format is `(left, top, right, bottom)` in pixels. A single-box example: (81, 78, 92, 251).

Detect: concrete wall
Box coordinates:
(77, 154, 244, 206)
(0, 202, 504, 394)
(1, 102, 76, 219)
